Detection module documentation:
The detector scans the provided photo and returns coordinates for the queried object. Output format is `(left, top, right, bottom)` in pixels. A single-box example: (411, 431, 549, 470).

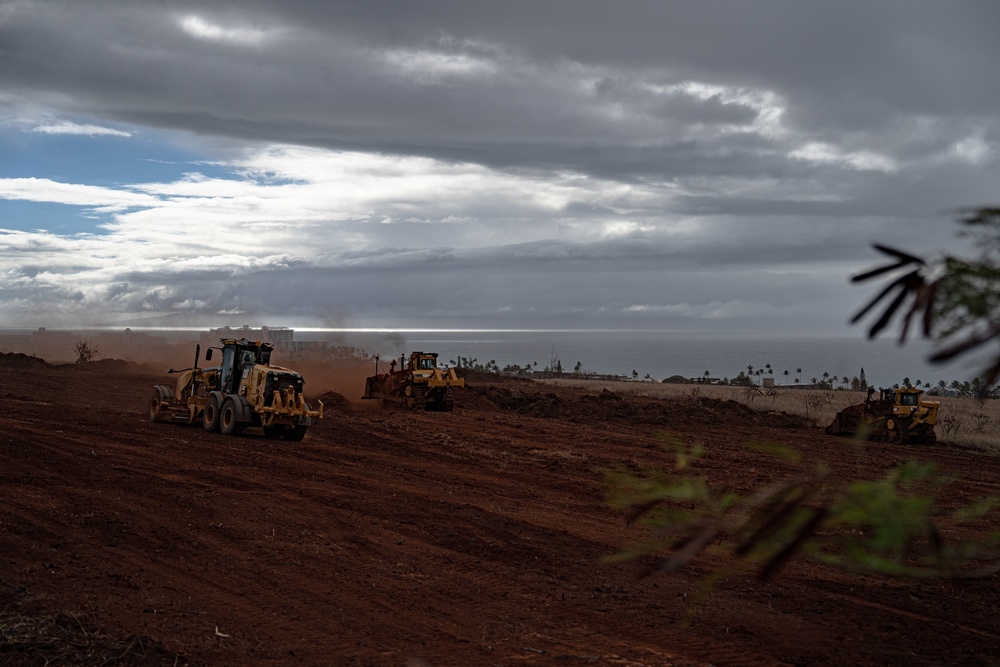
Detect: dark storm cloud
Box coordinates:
(1, 0, 998, 329)
(6, 0, 995, 173)
(42, 230, 860, 328)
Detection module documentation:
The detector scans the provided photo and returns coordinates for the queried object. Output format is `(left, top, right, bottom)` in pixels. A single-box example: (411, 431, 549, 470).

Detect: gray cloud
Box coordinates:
(0, 0, 998, 331)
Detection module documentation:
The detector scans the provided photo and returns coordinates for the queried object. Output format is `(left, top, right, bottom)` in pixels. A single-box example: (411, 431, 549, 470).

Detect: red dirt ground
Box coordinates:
(2, 353, 999, 666)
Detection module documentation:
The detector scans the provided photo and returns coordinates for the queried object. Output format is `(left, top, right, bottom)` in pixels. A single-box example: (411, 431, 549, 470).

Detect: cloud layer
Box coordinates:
(1, 1, 998, 330)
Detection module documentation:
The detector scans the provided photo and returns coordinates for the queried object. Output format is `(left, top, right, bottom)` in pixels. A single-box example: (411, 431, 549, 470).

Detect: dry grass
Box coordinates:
(0, 607, 182, 666)
(539, 379, 999, 452)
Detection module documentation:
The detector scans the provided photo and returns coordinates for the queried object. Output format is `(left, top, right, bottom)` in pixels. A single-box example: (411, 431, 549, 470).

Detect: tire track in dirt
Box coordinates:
(810, 582, 1000, 642)
(4, 361, 1000, 665)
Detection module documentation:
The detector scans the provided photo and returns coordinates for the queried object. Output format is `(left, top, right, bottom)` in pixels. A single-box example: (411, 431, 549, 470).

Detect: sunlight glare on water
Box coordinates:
(297, 329, 979, 387)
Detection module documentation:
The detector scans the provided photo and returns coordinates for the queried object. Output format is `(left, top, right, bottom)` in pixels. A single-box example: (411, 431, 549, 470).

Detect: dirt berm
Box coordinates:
(2, 354, 999, 665)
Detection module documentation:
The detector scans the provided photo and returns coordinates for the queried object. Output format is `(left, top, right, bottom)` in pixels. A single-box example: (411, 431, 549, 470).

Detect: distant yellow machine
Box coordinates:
(826, 386, 939, 444)
(362, 351, 464, 411)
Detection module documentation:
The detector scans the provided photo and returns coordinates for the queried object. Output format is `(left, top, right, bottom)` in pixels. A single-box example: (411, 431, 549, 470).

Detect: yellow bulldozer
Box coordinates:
(362, 351, 464, 411)
(149, 338, 323, 440)
(825, 386, 939, 444)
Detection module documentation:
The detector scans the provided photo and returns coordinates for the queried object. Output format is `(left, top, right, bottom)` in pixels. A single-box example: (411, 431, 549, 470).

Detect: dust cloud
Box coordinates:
(0, 327, 388, 411)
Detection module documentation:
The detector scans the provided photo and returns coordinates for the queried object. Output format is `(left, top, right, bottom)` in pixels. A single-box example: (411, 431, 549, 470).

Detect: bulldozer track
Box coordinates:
(804, 580, 1000, 643)
(412, 385, 427, 410)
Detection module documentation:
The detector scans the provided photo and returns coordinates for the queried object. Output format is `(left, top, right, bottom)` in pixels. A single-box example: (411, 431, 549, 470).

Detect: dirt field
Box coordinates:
(2, 353, 1000, 666)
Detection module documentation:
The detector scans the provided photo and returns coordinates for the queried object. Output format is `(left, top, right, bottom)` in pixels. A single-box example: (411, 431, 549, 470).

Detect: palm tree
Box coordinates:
(783, 369, 789, 384)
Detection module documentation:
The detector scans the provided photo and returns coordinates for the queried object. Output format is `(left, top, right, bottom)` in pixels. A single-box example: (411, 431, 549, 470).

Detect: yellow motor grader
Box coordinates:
(148, 338, 322, 440)
(825, 386, 939, 444)
(362, 351, 464, 411)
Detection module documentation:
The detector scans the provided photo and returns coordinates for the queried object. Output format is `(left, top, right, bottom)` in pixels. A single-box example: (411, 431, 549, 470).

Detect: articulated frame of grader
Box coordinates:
(362, 351, 464, 411)
(149, 338, 323, 440)
(825, 386, 939, 444)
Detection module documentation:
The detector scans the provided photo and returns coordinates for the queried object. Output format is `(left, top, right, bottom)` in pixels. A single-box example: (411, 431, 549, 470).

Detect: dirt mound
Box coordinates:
(314, 389, 349, 408)
(134, 361, 171, 376)
(684, 396, 812, 430)
(0, 352, 49, 368)
(471, 385, 566, 417)
(75, 358, 133, 373)
(456, 368, 538, 387)
(467, 383, 812, 431)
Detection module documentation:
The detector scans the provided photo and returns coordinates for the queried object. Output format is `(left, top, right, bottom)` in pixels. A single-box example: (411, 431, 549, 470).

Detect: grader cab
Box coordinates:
(362, 351, 464, 411)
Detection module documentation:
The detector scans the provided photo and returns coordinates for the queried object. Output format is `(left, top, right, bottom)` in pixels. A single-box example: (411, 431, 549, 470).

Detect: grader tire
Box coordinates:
(148, 392, 166, 423)
(220, 398, 245, 436)
(203, 395, 221, 432)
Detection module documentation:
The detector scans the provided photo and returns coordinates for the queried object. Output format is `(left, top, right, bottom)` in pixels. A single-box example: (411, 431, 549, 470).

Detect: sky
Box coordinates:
(1, 0, 999, 334)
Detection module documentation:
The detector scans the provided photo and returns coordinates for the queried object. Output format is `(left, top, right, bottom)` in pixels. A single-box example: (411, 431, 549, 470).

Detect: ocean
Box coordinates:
(299, 329, 982, 388)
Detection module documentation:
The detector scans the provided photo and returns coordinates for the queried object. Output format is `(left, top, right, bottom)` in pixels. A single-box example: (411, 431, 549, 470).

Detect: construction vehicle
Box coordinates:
(825, 386, 939, 444)
(148, 338, 323, 440)
(361, 351, 464, 411)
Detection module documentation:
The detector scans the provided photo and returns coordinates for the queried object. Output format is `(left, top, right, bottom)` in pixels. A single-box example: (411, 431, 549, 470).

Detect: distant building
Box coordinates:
(96, 328, 146, 347)
(265, 327, 294, 348)
(31, 328, 76, 361)
(203, 325, 305, 351)
(95, 328, 168, 360)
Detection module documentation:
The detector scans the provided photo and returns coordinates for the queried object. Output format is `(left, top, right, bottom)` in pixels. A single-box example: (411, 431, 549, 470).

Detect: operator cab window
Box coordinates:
(221, 347, 236, 392)
(901, 393, 918, 406)
(419, 358, 435, 370)
(240, 351, 256, 366)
